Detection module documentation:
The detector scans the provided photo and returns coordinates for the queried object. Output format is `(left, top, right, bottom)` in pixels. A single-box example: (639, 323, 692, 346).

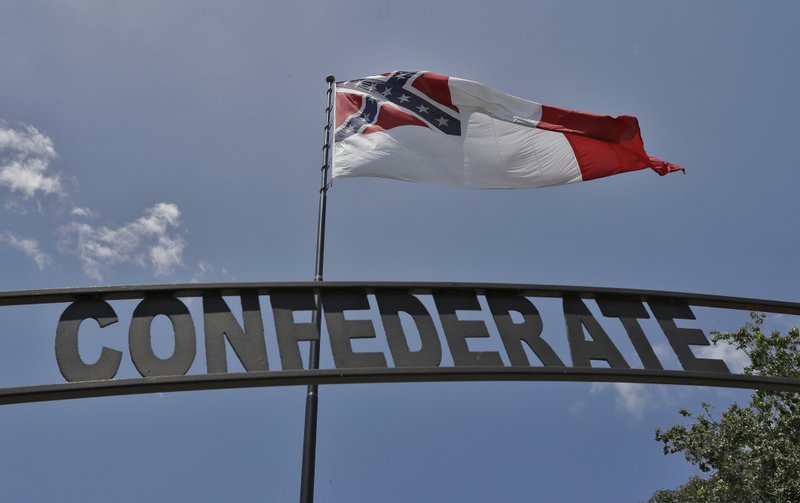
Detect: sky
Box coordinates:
(0, 1, 799, 501)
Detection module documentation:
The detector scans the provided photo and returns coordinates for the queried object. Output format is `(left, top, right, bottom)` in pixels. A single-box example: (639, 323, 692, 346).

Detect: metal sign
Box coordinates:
(1, 281, 799, 406)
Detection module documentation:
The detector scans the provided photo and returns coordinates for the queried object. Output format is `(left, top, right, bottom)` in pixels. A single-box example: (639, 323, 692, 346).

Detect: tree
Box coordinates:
(646, 314, 800, 502)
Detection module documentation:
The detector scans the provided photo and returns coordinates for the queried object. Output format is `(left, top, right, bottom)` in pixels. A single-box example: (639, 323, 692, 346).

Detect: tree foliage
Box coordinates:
(646, 314, 800, 502)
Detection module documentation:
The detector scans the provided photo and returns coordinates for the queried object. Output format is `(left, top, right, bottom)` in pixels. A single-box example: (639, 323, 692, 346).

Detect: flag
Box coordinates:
(332, 71, 682, 189)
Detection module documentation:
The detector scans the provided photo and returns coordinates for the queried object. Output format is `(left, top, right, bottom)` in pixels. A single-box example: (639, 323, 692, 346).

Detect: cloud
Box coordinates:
(189, 261, 236, 284)
(695, 341, 751, 374)
(60, 202, 186, 280)
(0, 122, 63, 198)
(1, 232, 51, 270)
(590, 382, 660, 419)
(609, 383, 649, 418)
(652, 343, 672, 361)
(1, 120, 192, 281)
(569, 399, 587, 417)
(190, 260, 211, 283)
(70, 207, 96, 218)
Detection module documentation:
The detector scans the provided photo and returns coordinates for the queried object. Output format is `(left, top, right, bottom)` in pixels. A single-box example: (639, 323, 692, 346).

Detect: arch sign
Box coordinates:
(1, 282, 799, 406)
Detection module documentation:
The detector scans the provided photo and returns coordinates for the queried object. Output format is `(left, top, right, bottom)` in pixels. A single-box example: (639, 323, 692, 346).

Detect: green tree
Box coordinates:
(646, 314, 800, 502)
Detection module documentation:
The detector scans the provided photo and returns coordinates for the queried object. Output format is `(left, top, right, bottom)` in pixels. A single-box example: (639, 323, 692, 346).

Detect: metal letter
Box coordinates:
(597, 296, 663, 370)
(375, 291, 442, 368)
(129, 297, 196, 377)
(203, 294, 267, 374)
(323, 291, 387, 369)
(433, 292, 504, 367)
(649, 300, 730, 373)
(563, 297, 630, 369)
(55, 300, 122, 382)
(270, 290, 320, 370)
(486, 294, 564, 367)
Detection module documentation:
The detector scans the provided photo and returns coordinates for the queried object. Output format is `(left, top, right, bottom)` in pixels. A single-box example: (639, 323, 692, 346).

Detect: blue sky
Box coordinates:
(0, 1, 798, 501)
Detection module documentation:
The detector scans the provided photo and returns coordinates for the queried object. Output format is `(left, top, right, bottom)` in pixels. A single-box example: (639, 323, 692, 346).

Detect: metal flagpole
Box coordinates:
(299, 74, 335, 503)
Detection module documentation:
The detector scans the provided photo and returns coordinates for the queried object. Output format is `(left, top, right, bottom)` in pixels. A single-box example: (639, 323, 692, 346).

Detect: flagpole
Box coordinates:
(299, 74, 335, 503)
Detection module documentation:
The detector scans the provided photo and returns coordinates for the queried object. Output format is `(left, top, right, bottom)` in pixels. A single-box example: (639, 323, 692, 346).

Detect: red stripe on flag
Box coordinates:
(363, 103, 428, 135)
(540, 105, 683, 178)
(412, 72, 459, 113)
(335, 92, 363, 128)
(563, 133, 650, 181)
(540, 105, 638, 142)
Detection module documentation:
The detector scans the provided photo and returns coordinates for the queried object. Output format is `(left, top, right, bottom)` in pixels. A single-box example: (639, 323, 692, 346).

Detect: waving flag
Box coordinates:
(332, 71, 682, 189)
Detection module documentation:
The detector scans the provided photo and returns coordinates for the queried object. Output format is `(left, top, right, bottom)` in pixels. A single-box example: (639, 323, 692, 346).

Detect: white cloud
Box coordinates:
(695, 341, 751, 374)
(189, 261, 236, 284)
(609, 383, 649, 418)
(590, 382, 657, 418)
(60, 202, 185, 280)
(1, 121, 191, 281)
(70, 207, 96, 218)
(190, 260, 211, 283)
(652, 343, 672, 361)
(0, 122, 63, 198)
(586, 343, 752, 419)
(1, 232, 51, 270)
(0, 120, 192, 282)
(151, 234, 184, 276)
(221, 266, 235, 281)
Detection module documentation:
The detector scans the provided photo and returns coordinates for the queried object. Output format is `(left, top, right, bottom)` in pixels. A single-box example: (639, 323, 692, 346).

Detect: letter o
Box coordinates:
(129, 297, 196, 377)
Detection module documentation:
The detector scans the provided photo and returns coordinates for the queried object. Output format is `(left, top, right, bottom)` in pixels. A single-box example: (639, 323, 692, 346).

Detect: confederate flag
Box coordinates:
(333, 71, 682, 189)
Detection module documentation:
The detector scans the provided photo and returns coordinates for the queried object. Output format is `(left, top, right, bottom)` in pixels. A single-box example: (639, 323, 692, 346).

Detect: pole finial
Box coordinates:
(326, 74, 336, 83)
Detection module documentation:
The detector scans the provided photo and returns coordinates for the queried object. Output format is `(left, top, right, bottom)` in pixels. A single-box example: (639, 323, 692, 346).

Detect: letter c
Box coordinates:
(55, 300, 122, 382)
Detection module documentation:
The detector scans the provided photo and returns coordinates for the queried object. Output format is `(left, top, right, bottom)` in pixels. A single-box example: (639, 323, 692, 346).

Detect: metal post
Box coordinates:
(299, 74, 335, 503)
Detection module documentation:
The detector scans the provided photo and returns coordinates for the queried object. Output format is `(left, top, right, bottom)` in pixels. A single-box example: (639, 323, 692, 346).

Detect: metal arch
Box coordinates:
(2, 367, 800, 406)
(0, 281, 798, 313)
(1, 281, 799, 406)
